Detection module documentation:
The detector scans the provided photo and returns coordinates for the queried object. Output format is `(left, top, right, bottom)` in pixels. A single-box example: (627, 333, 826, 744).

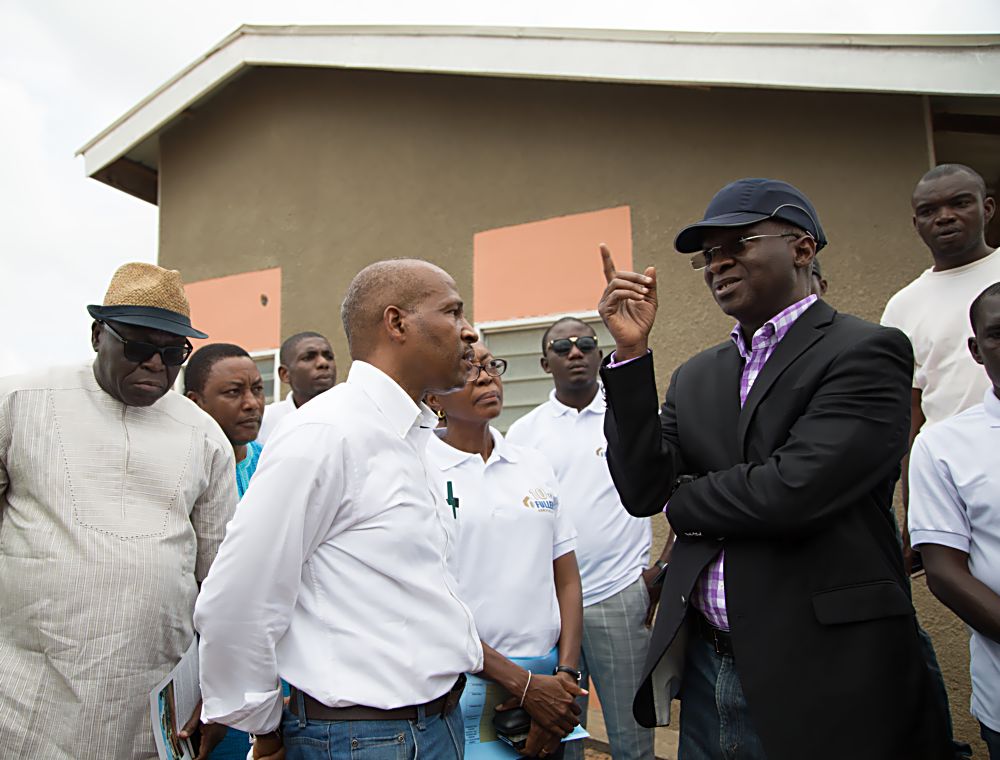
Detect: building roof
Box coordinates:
(78, 24, 1000, 203)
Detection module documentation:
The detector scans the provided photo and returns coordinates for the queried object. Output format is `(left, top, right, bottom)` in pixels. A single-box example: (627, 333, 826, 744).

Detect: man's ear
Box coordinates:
(384, 305, 406, 343)
(424, 392, 442, 413)
(91, 321, 102, 352)
(277, 365, 290, 385)
(983, 195, 996, 226)
(185, 390, 205, 408)
(969, 336, 984, 366)
(792, 235, 817, 269)
(540, 354, 551, 375)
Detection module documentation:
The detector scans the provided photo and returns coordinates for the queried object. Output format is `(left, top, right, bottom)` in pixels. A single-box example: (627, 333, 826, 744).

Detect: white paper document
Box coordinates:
(149, 637, 201, 760)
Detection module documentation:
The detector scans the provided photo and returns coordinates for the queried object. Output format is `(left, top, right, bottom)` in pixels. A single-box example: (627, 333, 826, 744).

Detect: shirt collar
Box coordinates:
(430, 427, 518, 470)
(547, 384, 605, 417)
(729, 293, 819, 359)
(347, 360, 437, 439)
(984, 388, 1000, 427)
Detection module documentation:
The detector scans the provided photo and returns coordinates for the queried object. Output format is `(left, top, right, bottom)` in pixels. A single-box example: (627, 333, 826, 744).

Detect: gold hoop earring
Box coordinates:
(436, 409, 446, 422)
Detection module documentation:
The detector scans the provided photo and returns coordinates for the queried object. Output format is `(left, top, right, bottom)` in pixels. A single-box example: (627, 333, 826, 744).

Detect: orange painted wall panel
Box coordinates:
(184, 268, 281, 352)
(473, 207, 632, 323)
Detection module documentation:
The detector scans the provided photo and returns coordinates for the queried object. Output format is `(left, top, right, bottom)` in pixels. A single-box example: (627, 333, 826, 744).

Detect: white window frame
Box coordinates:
(250, 348, 281, 404)
(475, 309, 603, 337)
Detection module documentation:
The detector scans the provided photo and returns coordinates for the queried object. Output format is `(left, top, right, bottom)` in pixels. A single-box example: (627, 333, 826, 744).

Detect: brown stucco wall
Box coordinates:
(158, 66, 981, 753)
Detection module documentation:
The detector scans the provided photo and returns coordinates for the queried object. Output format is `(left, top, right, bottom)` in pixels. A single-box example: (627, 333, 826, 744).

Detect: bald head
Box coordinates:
(341, 259, 450, 358)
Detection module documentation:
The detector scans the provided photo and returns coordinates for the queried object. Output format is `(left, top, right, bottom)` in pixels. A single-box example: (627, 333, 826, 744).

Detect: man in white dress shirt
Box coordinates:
(195, 259, 485, 760)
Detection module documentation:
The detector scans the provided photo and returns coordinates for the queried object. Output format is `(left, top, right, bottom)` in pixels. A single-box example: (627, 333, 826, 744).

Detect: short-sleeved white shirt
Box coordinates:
(909, 389, 1000, 732)
(425, 428, 577, 660)
(506, 388, 651, 606)
(881, 249, 1000, 426)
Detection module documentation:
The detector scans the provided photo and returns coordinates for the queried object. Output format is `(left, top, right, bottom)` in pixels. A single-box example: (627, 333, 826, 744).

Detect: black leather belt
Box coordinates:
(289, 675, 465, 721)
(696, 614, 734, 656)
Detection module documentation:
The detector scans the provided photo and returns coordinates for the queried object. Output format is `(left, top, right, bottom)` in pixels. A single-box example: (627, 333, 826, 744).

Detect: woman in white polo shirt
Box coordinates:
(426, 342, 585, 759)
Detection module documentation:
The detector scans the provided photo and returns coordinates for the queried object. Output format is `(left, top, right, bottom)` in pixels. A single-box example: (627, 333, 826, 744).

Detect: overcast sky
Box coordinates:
(2, 0, 999, 373)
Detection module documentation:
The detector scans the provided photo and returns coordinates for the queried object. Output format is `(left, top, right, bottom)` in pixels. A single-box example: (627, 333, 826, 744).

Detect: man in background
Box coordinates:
(0, 262, 236, 760)
(507, 317, 662, 760)
(909, 282, 1000, 759)
(881, 164, 998, 568)
(257, 331, 337, 443)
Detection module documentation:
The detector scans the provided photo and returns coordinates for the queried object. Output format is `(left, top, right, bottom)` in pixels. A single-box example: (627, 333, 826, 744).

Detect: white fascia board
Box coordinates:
(78, 27, 1000, 179)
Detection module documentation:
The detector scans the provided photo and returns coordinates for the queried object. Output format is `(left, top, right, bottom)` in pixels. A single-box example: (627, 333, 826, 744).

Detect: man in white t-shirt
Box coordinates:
(882, 165, 998, 566)
(909, 282, 1000, 758)
(257, 331, 336, 444)
(881, 163, 996, 759)
(508, 317, 666, 760)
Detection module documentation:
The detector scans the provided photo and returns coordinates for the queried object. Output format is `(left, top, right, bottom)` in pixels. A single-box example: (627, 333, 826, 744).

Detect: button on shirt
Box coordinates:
(507, 386, 651, 606)
(194, 361, 483, 734)
(692, 294, 818, 631)
(909, 388, 1000, 732)
(426, 428, 577, 659)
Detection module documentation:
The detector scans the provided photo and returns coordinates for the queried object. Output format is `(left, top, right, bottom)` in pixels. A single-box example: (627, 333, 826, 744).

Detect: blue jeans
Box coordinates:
(983, 722, 1000, 760)
(280, 700, 464, 760)
(677, 635, 767, 760)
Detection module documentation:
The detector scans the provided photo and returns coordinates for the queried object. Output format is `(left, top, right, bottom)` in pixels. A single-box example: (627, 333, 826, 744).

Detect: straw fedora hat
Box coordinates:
(87, 262, 208, 338)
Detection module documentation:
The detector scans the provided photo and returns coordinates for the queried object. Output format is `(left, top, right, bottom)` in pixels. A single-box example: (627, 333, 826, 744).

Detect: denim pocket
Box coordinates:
(348, 729, 408, 760)
(281, 711, 332, 756)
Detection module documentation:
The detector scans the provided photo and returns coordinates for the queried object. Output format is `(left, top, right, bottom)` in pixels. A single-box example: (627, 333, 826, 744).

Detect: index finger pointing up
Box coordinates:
(600, 244, 617, 284)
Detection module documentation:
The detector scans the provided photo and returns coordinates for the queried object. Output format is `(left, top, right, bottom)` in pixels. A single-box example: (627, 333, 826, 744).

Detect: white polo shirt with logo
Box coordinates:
(909, 389, 1000, 732)
(507, 388, 652, 607)
(425, 428, 577, 659)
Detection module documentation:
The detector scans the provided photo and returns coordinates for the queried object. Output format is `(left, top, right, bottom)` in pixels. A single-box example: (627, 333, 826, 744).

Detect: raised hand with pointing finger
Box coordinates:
(597, 244, 658, 362)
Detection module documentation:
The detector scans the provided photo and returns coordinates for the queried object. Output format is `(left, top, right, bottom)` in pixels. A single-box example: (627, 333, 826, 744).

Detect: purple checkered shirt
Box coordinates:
(692, 293, 818, 631)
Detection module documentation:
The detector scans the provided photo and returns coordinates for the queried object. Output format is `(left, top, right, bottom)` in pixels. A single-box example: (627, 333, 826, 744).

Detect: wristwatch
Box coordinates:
(554, 665, 582, 683)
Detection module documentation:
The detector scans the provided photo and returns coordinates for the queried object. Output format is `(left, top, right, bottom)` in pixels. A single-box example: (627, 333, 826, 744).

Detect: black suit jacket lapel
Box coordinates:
(714, 342, 744, 464)
(736, 300, 835, 454)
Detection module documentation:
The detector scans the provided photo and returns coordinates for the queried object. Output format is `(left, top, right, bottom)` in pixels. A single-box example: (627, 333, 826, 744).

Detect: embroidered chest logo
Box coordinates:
(522, 488, 557, 512)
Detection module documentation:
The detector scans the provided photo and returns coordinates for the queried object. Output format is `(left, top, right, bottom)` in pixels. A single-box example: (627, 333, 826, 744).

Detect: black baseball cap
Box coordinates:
(674, 178, 827, 254)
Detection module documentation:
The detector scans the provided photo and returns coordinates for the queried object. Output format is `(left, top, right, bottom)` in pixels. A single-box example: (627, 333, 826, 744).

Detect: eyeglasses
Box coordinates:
(470, 358, 507, 380)
(470, 358, 508, 380)
(101, 321, 193, 366)
(547, 336, 599, 355)
(691, 233, 808, 271)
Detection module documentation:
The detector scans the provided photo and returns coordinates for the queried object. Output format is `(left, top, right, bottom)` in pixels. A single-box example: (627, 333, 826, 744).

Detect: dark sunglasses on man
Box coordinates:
(547, 335, 599, 356)
(101, 321, 193, 366)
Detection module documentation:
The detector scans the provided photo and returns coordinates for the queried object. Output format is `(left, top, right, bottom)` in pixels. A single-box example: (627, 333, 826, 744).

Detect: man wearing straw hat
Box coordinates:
(0, 263, 237, 760)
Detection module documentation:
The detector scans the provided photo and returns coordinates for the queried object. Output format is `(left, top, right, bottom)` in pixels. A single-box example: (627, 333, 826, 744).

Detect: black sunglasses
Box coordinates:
(547, 336, 598, 356)
(101, 321, 193, 366)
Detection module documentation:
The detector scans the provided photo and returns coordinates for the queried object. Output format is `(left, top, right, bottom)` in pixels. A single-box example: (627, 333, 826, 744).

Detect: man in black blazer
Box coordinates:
(597, 178, 950, 760)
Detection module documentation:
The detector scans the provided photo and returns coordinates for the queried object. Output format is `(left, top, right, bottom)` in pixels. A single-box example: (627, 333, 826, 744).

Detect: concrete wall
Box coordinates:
(158, 67, 982, 753)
